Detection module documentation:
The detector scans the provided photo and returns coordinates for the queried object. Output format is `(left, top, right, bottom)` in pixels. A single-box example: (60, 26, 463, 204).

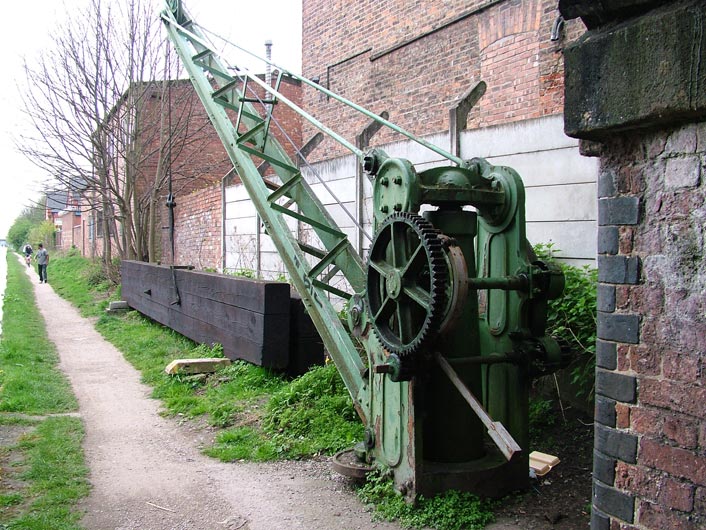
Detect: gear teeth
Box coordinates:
(365, 212, 449, 359)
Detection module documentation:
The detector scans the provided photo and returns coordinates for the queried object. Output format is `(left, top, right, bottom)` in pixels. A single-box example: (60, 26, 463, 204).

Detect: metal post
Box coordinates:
(449, 81, 486, 158)
(355, 112, 388, 255)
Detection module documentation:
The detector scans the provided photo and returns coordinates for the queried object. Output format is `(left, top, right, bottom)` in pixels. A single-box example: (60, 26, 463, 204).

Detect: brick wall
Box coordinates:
(560, 2, 706, 527)
(56, 211, 82, 252)
(163, 75, 303, 269)
(591, 123, 706, 529)
(163, 183, 222, 270)
(302, 0, 583, 160)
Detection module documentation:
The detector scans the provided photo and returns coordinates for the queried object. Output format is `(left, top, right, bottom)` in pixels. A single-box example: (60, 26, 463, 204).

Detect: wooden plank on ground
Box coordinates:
(165, 358, 231, 375)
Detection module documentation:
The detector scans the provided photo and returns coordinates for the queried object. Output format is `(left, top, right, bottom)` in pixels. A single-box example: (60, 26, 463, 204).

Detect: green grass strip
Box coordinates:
(358, 471, 495, 530)
(48, 250, 118, 318)
(48, 253, 363, 462)
(2, 416, 89, 529)
(0, 254, 76, 414)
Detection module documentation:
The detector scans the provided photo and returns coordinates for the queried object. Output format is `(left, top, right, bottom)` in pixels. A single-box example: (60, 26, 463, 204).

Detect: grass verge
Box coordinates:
(0, 254, 76, 414)
(49, 252, 363, 462)
(0, 252, 88, 529)
(0, 415, 89, 529)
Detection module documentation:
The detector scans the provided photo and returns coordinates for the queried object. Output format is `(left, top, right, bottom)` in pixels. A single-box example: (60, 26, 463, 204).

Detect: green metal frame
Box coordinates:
(161, 0, 565, 500)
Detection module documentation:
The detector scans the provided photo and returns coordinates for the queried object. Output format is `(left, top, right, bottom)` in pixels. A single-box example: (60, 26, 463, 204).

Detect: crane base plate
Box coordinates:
(331, 448, 373, 479)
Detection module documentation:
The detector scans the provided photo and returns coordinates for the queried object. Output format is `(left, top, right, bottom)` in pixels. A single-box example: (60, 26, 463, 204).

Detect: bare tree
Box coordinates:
(17, 0, 221, 264)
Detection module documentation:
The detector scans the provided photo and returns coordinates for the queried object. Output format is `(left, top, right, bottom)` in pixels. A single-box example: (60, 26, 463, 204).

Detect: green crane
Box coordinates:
(161, 0, 567, 499)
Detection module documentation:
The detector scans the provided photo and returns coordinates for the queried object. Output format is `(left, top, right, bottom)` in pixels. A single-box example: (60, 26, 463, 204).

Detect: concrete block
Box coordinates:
(593, 479, 635, 523)
(598, 255, 640, 285)
(590, 507, 611, 530)
(593, 450, 617, 485)
(107, 300, 130, 313)
(597, 170, 616, 198)
(563, 2, 706, 139)
(595, 396, 617, 427)
(597, 284, 616, 312)
(597, 226, 619, 255)
(598, 197, 640, 226)
(595, 424, 638, 464)
(596, 340, 617, 370)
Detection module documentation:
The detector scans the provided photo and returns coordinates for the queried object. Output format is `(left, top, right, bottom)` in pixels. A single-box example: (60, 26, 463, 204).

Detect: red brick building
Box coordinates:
(80, 79, 233, 263)
(164, 73, 303, 271)
(301, 0, 584, 158)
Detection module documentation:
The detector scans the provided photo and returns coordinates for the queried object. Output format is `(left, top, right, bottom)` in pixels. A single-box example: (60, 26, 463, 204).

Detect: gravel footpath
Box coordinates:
(24, 258, 401, 530)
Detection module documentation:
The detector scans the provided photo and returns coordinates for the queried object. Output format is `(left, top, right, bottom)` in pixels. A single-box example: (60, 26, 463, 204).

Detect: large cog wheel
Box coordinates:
(366, 212, 447, 357)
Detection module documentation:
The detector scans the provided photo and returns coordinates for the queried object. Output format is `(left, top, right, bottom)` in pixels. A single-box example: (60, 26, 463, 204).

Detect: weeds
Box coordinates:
(204, 364, 363, 461)
(529, 397, 557, 448)
(358, 470, 495, 530)
(264, 364, 364, 457)
(48, 249, 120, 317)
(534, 244, 597, 400)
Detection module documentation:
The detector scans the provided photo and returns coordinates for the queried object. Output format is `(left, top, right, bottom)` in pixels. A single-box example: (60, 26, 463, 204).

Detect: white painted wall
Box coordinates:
(224, 114, 597, 278)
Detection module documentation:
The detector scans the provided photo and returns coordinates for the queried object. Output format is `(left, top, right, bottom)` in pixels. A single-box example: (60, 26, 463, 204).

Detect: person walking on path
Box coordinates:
(35, 243, 49, 283)
(23, 243, 33, 267)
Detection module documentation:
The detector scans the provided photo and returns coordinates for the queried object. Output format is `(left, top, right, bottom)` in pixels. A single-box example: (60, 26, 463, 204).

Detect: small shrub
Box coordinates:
(529, 397, 556, 447)
(534, 243, 597, 399)
(230, 268, 256, 279)
(84, 261, 109, 287)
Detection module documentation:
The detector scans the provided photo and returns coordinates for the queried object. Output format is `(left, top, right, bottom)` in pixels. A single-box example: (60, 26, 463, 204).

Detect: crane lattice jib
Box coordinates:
(160, 1, 370, 407)
(161, 0, 567, 500)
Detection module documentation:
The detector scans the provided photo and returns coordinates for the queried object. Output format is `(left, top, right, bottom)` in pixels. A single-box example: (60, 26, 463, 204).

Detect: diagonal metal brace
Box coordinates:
(435, 352, 522, 461)
(449, 81, 486, 158)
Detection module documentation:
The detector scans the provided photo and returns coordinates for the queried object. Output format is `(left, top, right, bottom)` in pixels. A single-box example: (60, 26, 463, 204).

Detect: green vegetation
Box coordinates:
(6, 204, 45, 251)
(528, 396, 557, 448)
(49, 252, 363, 463)
(207, 363, 364, 461)
(0, 252, 88, 529)
(264, 364, 363, 455)
(534, 244, 597, 399)
(27, 221, 58, 251)
(3, 416, 89, 529)
(0, 254, 76, 414)
(358, 470, 495, 530)
(48, 248, 118, 317)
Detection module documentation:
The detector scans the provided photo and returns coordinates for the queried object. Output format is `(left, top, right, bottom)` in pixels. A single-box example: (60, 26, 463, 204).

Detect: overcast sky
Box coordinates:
(0, 0, 302, 239)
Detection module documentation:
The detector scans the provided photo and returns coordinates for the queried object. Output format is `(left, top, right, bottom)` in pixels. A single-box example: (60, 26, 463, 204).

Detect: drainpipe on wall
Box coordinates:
(265, 40, 272, 86)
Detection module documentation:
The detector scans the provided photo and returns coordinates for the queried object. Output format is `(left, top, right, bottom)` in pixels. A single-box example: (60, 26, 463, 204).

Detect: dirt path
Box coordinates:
(24, 259, 403, 530)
